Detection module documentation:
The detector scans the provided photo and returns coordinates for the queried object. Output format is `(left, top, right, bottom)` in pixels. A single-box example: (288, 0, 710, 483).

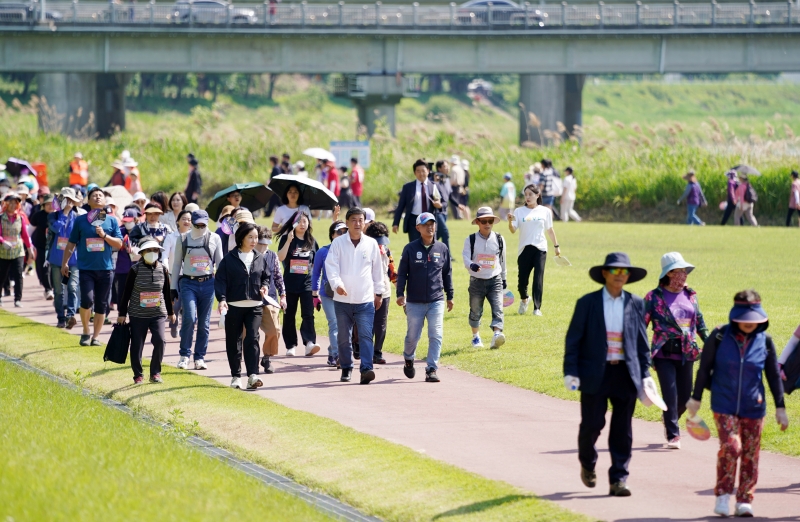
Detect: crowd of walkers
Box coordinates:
(1, 152, 798, 519)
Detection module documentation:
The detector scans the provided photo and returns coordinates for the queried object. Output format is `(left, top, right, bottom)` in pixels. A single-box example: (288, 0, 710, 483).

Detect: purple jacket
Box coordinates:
(726, 178, 738, 202)
(678, 182, 707, 206)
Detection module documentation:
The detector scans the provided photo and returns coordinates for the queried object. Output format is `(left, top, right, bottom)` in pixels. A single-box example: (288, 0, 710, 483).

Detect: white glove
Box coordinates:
(686, 398, 701, 418)
(639, 376, 659, 408)
(776, 408, 789, 431)
(564, 375, 580, 392)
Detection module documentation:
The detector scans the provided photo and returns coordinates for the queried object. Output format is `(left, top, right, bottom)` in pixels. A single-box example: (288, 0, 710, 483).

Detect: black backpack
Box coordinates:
(181, 233, 213, 265)
(783, 341, 800, 395)
(744, 183, 758, 203)
(469, 232, 504, 261)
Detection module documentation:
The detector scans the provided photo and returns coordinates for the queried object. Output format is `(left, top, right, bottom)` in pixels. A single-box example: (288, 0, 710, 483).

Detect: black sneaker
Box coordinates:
(56, 320, 66, 328)
(326, 355, 336, 367)
(340, 368, 352, 382)
(373, 356, 386, 364)
(425, 368, 440, 383)
(90, 338, 102, 347)
(354, 351, 360, 360)
(79, 334, 91, 346)
(403, 360, 415, 379)
(609, 481, 631, 497)
(261, 356, 274, 374)
(581, 467, 597, 488)
(360, 369, 375, 385)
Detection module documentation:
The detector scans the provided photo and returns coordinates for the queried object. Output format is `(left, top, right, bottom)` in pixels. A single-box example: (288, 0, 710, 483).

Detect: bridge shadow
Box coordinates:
(431, 494, 535, 520)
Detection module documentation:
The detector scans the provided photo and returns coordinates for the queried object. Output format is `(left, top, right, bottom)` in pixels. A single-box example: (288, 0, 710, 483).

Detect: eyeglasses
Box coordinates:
(193, 224, 207, 229)
(607, 268, 630, 276)
(477, 219, 494, 225)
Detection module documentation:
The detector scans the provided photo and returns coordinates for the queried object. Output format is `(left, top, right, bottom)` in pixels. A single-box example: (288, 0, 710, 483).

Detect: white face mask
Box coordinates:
(190, 227, 205, 240)
(124, 222, 135, 231)
(143, 252, 159, 265)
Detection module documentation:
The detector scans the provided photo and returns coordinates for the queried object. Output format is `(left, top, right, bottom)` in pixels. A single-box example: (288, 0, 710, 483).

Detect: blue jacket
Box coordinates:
(312, 244, 330, 294)
(564, 288, 651, 396)
(47, 210, 79, 267)
(396, 239, 454, 303)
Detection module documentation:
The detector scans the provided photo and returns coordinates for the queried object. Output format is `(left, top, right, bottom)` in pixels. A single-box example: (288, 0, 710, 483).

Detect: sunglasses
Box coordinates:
(606, 268, 630, 276)
(193, 224, 207, 229)
(334, 228, 347, 236)
(477, 219, 495, 225)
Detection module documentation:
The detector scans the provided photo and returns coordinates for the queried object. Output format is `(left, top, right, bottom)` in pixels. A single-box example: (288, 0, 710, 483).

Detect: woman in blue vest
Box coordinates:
(47, 188, 82, 328)
(688, 290, 788, 518)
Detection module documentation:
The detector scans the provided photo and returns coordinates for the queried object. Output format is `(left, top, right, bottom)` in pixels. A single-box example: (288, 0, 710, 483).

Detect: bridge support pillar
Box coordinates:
(519, 74, 584, 145)
(37, 73, 127, 139)
(355, 96, 401, 137)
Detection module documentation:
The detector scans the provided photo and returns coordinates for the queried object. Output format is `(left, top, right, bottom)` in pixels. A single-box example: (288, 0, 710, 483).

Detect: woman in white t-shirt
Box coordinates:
(507, 184, 561, 316)
(271, 184, 312, 234)
(560, 167, 582, 223)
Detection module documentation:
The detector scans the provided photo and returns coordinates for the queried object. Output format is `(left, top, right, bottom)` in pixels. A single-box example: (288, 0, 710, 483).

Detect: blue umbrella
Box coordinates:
(205, 182, 274, 221)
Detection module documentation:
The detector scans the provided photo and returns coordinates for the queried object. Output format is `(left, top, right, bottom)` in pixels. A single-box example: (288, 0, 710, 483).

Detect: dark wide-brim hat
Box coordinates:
(589, 252, 648, 285)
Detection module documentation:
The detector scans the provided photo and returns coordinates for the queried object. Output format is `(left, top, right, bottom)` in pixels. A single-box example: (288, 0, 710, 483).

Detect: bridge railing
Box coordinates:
(4, 0, 799, 29)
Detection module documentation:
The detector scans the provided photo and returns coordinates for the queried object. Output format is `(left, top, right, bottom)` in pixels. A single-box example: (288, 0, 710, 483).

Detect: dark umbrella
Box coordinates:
(268, 174, 339, 210)
(205, 182, 274, 221)
(5, 158, 38, 180)
(732, 165, 761, 177)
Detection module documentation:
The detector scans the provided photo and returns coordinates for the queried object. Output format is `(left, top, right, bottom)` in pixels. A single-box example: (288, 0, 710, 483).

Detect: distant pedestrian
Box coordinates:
(0, 191, 34, 308)
(185, 157, 202, 204)
(312, 221, 348, 367)
(128, 203, 172, 247)
(295, 161, 309, 178)
(644, 252, 708, 450)
(265, 155, 282, 217)
(350, 157, 364, 207)
(560, 167, 581, 222)
(688, 289, 788, 518)
(117, 237, 174, 384)
(68, 152, 89, 188)
(733, 173, 758, 227)
(161, 191, 188, 232)
(396, 213, 453, 383)
(563, 252, 654, 497)
(507, 185, 561, 317)
(30, 193, 54, 300)
(392, 159, 441, 244)
(255, 226, 286, 375)
(786, 170, 800, 227)
(364, 221, 395, 366)
(460, 159, 471, 221)
(721, 170, 738, 226)
(448, 155, 466, 220)
(499, 173, 515, 220)
(431, 160, 464, 252)
(539, 159, 561, 219)
(463, 207, 506, 350)
(677, 171, 707, 226)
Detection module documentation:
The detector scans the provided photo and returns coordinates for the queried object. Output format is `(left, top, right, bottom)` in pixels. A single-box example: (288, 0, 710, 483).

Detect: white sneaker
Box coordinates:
(471, 336, 483, 348)
(734, 503, 753, 517)
(518, 298, 529, 315)
(247, 374, 263, 390)
(666, 437, 681, 450)
(490, 331, 505, 349)
(305, 342, 321, 356)
(533, 309, 543, 316)
(14, 301, 22, 308)
(230, 377, 242, 389)
(714, 494, 730, 517)
(45, 289, 54, 300)
(286, 346, 296, 356)
(194, 359, 207, 370)
(177, 356, 189, 370)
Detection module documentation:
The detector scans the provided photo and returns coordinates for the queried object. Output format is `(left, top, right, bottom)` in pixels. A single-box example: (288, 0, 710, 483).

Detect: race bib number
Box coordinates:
(607, 331, 625, 360)
(190, 255, 211, 271)
(86, 238, 105, 252)
(476, 253, 495, 270)
(139, 291, 161, 308)
(56, 237, 68, 251)
(290, 259, 309, 274)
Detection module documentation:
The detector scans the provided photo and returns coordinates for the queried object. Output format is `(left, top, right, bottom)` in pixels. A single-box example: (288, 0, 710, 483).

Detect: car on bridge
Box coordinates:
(172, 0, 258, 24)
(458, 0, 545, 27)
(0, 2, 63, 23)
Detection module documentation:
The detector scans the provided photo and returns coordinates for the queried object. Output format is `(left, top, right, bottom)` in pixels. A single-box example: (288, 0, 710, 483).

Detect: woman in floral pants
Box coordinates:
(688, 289, 788, 518)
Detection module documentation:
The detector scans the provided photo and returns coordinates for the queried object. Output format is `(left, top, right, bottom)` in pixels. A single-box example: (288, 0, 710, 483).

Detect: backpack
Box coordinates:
(469, 233, 504, 262)
(702, 325, 729, 390)
(783, 339, 800, 395)
(744, 183, 758, 203)
(181, 233, 213, 266)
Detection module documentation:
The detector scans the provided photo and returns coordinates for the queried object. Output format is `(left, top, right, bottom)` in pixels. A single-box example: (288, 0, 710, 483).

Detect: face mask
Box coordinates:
(124, 222, 135, 231)
(190, 227, 205, 239)
(143, 252, 159, 264)
(668, 271, 687, 289)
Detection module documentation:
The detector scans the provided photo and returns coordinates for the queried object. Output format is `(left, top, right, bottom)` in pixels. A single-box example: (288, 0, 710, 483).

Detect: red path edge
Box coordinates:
(5, 285, 800, 521)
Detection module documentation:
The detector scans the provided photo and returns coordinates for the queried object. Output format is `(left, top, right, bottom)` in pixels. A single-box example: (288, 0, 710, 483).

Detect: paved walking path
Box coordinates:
(8, 286, 800, 521)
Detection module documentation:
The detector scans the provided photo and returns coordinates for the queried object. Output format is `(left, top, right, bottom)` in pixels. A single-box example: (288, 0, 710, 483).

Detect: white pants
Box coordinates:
(734, 203, 757, 227)
(560, 198, 581, 222)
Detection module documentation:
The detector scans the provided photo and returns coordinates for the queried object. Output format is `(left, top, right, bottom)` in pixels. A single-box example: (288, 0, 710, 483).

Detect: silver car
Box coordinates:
(173, 0, 257, 24)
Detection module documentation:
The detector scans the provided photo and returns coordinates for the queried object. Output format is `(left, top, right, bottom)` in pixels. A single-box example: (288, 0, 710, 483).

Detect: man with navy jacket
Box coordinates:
(563, 252, 656, 497)
(392, 159, 441, 244)
(396, 212, 454, 383)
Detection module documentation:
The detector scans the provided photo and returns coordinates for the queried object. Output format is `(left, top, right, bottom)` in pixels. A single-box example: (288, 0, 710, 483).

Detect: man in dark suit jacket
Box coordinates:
(392, 159, 441, 243)
(564, 252, 656, 497)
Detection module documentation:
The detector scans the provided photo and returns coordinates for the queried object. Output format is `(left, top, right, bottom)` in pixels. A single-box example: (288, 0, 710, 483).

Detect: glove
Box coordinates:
(639, 376, 659, 407)
(313, 296, 321, 312)
(686, 398, 701, 418)
(776, 408, 789, 431)
(502, 279, 507, 290)
(170, 290, 179, 302)
(564, 375, 580, 391)
(469, 263, 481, 273)
(43, 260, 49, 269)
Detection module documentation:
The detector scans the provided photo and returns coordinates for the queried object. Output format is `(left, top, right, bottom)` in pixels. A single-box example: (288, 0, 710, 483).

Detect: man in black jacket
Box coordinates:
(185, 157, 202, 204)
(395, 212, 454, 383)
(392, 159, 441, 244)
(563, 252, 656, 497)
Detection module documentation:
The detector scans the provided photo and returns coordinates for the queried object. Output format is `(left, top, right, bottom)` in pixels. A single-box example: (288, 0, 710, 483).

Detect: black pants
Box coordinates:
(283, 291, 316, 348)
(721, 197, 735, 225)
(373, 297, 389, 358)
(225, 305, 262, 378)
(35, 247, 52, 291)
(578, 362, 638, 484)
(129, 316, 166, 378)
(653, 357, 694, 441)
(406, 215, 421, 244)
(517, 245, 547, 310)
(787, 207, 800, 227)
(0, 257, 24, 302)
(111, 272, 127, 306)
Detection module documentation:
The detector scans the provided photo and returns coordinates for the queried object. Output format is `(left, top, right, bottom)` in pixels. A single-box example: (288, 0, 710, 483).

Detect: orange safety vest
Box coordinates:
(69, 159, 89, 186)
(124, 167, 141, 192)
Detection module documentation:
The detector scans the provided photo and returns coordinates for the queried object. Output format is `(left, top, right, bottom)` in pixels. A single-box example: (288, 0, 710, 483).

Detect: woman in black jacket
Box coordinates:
(214, 222, 270, 390)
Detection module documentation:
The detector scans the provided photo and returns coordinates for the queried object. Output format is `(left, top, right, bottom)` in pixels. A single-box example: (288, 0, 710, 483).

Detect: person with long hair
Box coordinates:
(214, 222, 269, 390)
(149, 191, 169, 217)
(507, 184, 560, 317)
(312, 220, 348, 367)
(277, 211, 321, 357)
(644, 252, 708, 450)
(271, 183, 310, 234)
(161, 191, 188, 232)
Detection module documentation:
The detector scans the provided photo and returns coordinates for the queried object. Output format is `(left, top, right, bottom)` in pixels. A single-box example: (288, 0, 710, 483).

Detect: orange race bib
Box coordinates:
(289, 259, 309, 275)
(86, 238, 105, 252)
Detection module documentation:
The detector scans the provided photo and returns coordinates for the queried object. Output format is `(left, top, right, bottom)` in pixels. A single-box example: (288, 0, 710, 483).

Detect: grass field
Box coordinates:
(0, 360, 333, 522)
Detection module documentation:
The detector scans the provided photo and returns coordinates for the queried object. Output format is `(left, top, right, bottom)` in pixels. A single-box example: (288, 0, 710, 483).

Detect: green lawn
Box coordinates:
(0, 360, 333, 522)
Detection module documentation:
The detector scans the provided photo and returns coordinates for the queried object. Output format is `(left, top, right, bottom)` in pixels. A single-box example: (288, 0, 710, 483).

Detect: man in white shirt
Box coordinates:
(325, 208, 385, 385)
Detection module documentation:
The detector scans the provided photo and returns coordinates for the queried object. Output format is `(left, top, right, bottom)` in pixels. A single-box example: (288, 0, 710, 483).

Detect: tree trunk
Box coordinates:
(267, 74, 278, 100)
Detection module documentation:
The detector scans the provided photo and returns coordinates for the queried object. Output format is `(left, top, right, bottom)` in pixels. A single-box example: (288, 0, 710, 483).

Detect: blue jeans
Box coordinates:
(319, 293, 339, 358)
(542, 195, 555, 207)
(50, 263, 78, 322)
(179, 277, 215, 359)
(334, 301, 375, 372)
(434, 212, 450, 251)
(404, 300, 444, 371)
(686, 204, 703, 225)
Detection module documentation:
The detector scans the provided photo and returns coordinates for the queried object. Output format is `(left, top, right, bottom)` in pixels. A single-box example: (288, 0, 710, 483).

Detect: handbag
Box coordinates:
(103, 322, 131, 364)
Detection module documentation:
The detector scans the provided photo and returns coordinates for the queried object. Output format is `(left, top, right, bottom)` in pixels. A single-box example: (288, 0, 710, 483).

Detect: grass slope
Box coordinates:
(0, 314, 589, 522)
(0, 360, 333, 522)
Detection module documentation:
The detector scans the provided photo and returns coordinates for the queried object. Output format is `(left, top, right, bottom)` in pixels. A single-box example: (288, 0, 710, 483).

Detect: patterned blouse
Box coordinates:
(644, 286, 709, 362)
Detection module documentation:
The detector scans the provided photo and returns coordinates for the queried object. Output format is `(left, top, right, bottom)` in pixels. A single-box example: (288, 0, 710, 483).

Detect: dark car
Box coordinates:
(0, 2, 63, 23)
(458, 0, 545, 27)
(172, 0, 257, 24)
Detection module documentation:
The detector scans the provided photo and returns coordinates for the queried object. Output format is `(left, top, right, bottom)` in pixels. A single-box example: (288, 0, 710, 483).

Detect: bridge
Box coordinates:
(2, 0, 799, 141)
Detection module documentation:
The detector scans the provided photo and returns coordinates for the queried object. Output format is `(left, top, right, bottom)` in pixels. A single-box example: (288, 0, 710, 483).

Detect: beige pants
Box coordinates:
(260, 305, 281, 356)
(734, 203, 758, 227)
